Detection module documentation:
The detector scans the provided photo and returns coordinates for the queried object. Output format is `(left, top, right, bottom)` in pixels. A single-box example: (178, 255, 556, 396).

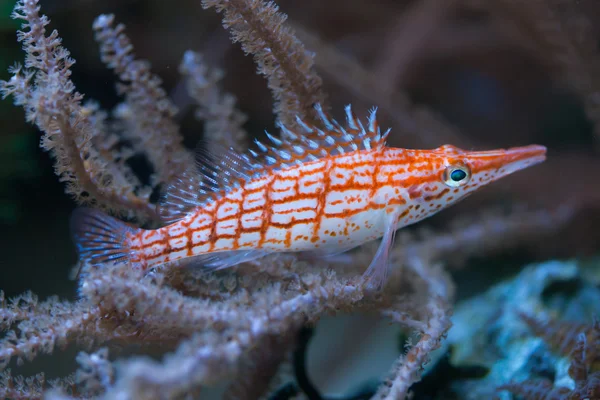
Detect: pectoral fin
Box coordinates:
(361, 213, 399, 290)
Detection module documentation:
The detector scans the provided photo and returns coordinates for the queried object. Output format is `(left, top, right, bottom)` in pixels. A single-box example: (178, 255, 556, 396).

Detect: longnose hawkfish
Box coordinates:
(71, 105, 546, 288)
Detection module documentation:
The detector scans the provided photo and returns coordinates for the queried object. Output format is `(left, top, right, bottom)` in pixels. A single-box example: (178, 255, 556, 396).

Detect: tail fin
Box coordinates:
(70, 207, 138, 266)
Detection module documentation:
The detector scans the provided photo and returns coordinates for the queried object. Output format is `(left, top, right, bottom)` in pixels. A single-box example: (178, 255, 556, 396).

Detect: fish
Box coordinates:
(71, 104, 546, 288)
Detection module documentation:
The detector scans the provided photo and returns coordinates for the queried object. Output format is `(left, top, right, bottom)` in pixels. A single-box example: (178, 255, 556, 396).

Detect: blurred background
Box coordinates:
(1, 0, 599, 395)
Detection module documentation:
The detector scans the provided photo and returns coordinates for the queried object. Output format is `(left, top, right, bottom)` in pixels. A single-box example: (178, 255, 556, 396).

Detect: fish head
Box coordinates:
(423, 143, 547, 205)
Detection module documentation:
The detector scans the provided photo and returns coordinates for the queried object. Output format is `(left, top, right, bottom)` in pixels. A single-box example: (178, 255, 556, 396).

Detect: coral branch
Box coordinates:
(100, 270, 371, 398)
(179, 50, 248, 152)
(201, 0, 327, 128)
(93, 14, 193, 189)
(375, 296, 453, 400)
(222, 333, 294, 400)
(0, 0, 156, 219)
(0, 300, 96, 370)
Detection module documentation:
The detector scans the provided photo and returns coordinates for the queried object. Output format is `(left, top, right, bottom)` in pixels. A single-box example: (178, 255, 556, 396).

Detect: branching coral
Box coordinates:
(201, 0, 327, 129)
(0, 0, 597, 399)
(178, 50, 249, 153)
(93, 13, 193, 190)
(0, 0, 157, 220)
(498, 315, 600, 399)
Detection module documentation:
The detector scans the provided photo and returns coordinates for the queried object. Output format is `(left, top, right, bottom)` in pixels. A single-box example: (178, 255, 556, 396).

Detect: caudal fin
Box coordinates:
(70, 207, 138, 266)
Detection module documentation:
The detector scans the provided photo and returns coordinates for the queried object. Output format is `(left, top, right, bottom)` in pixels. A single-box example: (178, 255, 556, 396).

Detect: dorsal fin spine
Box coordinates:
(293, 145, 305, 154)
(306, 139, 319, 149)
(315, 103, 334, 130)
(295, 116, 314, 133)
(278, 122, 299, 140)
(255, 139, 268, 153)
(357, 118, 366, 137)
(382, 128, 391, 141)
(368, 107, 378, 133)
(278, 149, 292, 160)
(345, 105, 359, 130)
(265, 131, 283, 146)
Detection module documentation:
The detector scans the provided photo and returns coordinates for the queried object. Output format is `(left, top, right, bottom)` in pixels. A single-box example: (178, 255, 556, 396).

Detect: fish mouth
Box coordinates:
(468, 144, 547, 178)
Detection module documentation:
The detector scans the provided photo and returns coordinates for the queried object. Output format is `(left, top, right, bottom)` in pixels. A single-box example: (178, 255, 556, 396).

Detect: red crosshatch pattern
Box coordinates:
(127, 143, 546, 270)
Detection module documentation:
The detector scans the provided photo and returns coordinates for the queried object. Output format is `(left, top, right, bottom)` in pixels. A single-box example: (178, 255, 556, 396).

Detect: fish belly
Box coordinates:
(256, 207, 388, 253)
(316, 208, 389, 250)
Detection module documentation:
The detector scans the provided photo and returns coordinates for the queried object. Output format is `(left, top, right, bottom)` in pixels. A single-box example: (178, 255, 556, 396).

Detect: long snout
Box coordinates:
(468, 144, 546, 179)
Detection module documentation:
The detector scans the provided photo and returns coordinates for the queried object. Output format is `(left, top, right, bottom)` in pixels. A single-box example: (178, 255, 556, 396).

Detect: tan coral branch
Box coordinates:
(201, 0, 327, 128)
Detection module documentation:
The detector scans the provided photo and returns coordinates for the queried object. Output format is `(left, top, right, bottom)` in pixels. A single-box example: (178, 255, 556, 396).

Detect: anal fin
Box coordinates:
(298, 243, 360, 265)
(187, 249, 271, 271)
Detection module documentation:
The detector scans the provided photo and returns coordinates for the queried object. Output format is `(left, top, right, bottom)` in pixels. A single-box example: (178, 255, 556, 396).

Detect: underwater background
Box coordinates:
(1, 0, 600, 399)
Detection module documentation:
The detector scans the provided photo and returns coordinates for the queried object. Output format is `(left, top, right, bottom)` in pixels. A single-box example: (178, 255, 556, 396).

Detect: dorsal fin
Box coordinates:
(157, 143, 259, 223)
(158, 105, 390, 223)
(250, 104, 390, 169)
(157, 166, 204, 224)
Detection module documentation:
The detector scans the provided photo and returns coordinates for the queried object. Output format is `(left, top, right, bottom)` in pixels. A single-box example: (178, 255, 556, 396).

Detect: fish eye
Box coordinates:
(443, 165, 471, 187)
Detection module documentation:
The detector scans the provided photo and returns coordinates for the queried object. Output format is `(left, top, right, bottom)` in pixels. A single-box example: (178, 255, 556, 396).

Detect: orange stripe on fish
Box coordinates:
(70, 104, 546, 289)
